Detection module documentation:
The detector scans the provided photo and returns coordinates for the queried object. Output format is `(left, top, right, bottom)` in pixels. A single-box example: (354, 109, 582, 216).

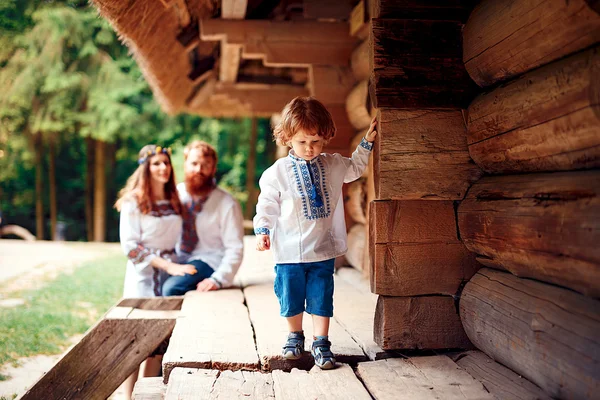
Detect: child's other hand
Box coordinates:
(256, 234, 270, 251)
(365, 116, 377, 143)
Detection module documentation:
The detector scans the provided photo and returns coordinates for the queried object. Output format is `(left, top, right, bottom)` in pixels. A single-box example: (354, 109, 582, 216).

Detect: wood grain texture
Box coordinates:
(357, 356, 493, 399)
(374, 295, 471, 350)
(464, 0, 600, 87)
(162, 290, 259, 383)
(334, 267, 387, 360)
(132, 377, 166, 400)
(117, 297, 183, 310)
(370, 19, 477, 108)
(21, 318, 175, 400)
(467, 47, 600, 173)
(346, 80, 373, 130)
(165, 368, 275, 399)
(458, 171, 600, 297)
(272, 364, 373, 400)
(351, 39, 370, 81)
(374, 109, 483, 200)
(460, 268, 600, 399)
(243, 284, 367, 371)
(454, 351, 551, 400)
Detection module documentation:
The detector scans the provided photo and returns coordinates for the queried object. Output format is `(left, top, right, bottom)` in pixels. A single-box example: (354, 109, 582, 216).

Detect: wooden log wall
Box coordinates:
(460, 268, 600, 399)
(456, 1, 600, 398)
(367, 0, 482, 350)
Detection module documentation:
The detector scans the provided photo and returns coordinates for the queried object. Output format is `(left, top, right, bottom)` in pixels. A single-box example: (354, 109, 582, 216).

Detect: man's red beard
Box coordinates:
(185, 171, 215, 196)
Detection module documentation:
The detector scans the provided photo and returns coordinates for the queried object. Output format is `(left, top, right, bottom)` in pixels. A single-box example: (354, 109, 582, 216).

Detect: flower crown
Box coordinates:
(138, 146, 172, 165)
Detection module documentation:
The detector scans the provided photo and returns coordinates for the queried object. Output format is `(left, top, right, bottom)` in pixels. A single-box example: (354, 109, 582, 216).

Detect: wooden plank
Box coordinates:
(460, 268, 600, 399)
(374, 109, 483, 201)
(243, 284, 366, 371)
(464, 0, 600, 87)
(162, 290, 259, 383)
(458, 170, 600, 297)
(21, 318, 175, 400)
(272, 364, 373, 400)
(165, 368, 275, 399)
(309, 66, 354, 105)
(221, 0, 247, 18)
(219, 43, 242, 83)
(374, 295, 471, 350)
(334, 268, 387, 360)
(349, 0, 369, 38)
(467, 46, 600, 173)
(164, 368, 219, 399)
(453, 351, 551, 400)
(132, 377, 166, 400)
(357, 356, 493, 399)
(117, 297, 184, 310)
(370, 19, 477, 109)
(201, 20, 356, 67)
(370, 0, 477, 22)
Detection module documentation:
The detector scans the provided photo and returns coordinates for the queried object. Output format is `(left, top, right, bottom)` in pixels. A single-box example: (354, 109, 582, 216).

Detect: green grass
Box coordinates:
(0, 254, 126, 369)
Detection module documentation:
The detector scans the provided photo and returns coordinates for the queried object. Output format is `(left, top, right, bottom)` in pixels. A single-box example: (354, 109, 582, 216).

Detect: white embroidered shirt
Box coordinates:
(253, 138, 373, 263)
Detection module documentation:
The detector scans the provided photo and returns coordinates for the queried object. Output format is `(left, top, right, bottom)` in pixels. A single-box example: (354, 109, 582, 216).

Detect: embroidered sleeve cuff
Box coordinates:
(360, 137, 374, 151)
(209, 277, 223, 289)
(127, 244, 153, 265)
(255, 227, 270, 235)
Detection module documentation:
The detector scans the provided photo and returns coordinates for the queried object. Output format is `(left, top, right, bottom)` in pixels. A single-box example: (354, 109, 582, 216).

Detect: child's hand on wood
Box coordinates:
(256, 234, 271, 251)
(365, 116, 378, 143)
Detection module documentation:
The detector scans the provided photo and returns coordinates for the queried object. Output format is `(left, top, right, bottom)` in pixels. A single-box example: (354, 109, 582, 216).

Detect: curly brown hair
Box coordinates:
(114, 144, 182, 215)
(273, 97, 336, 146)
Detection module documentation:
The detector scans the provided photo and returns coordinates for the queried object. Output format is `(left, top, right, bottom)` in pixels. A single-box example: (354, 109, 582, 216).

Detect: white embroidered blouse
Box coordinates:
(176, 184, 245, 288)
(253, 138, 373, 263)
(119, 199, 182, 297)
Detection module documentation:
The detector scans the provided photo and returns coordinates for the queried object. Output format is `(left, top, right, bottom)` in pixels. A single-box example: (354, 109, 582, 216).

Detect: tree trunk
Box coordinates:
(244, 118, 258, 220)
(48, 137, 57, 240)
(85, 137, 95, 242)
(35, 134, 44, 240)
(93, 140, 106, 242)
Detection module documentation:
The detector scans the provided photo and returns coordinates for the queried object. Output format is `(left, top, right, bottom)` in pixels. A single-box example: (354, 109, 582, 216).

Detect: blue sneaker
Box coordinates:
(311, 339, 336, 369)
(282, 332, 305, 360)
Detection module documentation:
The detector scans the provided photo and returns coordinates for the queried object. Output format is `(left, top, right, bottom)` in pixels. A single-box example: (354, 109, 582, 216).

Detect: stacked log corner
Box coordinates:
(368, 0, 483, 351)
(460, 268, 600, 399)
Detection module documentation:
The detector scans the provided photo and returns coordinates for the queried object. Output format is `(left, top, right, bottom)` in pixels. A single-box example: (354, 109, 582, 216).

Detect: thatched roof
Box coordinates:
(91, 0, 311, 117)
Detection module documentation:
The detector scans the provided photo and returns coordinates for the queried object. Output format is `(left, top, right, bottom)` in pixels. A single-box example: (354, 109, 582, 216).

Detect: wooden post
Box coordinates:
(35, 133, 44, 240)
(85, 136, 94, 242)
(48, 137, 57, 240)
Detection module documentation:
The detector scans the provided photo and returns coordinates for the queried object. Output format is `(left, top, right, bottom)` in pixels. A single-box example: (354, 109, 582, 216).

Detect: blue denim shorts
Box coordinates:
(274, 258, 335, 318)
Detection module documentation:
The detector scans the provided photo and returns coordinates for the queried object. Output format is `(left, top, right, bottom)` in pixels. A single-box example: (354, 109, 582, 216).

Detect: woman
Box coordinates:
(114, 144, 195, 399)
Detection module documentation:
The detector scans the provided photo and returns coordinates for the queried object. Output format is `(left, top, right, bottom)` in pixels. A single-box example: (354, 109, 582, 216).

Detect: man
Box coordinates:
(162, 141, 244, 295)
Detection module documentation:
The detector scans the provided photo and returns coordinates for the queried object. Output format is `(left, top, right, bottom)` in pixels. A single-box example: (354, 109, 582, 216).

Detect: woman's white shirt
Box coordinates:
(119, 199, 182, 297)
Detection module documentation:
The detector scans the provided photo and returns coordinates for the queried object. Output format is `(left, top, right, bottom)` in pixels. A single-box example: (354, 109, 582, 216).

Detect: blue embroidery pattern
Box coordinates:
(255, 227, 270, 235)
(291, 156, 330, 220)
(360, 138, 373, 151)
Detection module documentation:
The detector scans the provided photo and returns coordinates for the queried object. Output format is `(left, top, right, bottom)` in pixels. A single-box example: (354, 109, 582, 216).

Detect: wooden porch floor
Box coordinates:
(133, 237, 548, 400)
